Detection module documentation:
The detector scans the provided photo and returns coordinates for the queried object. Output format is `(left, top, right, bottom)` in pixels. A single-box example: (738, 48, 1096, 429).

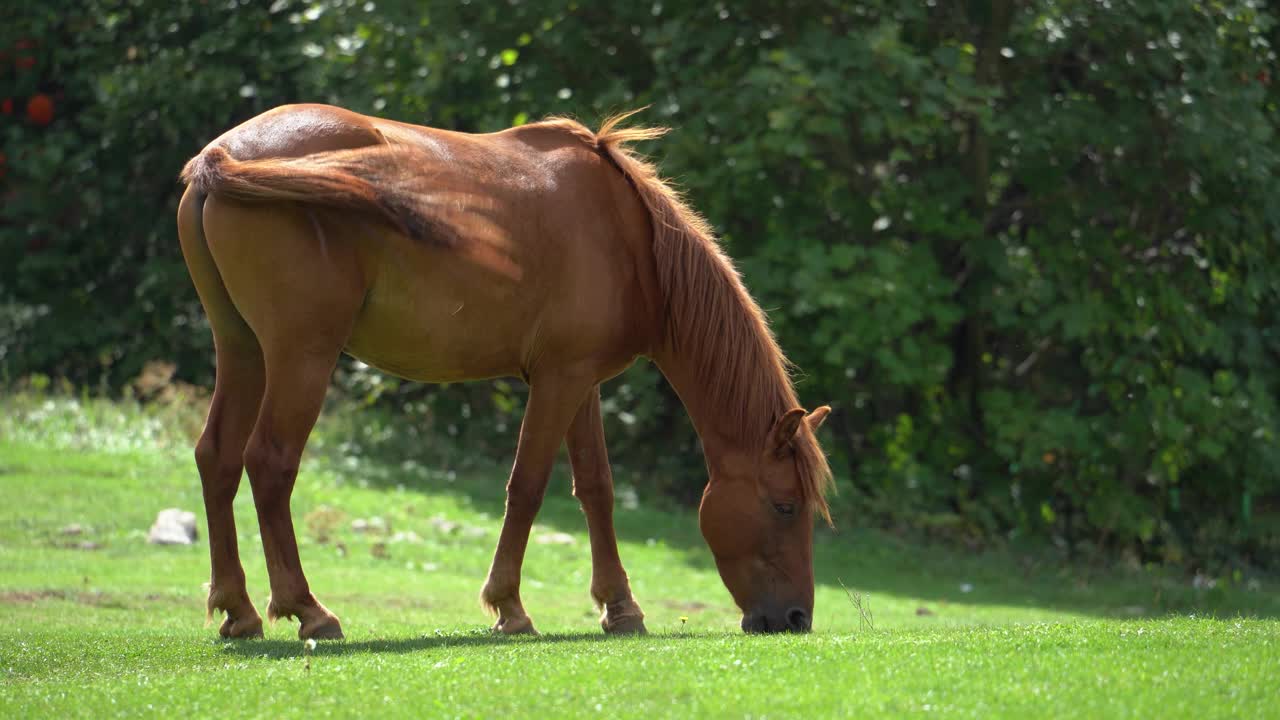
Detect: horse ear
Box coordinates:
(805, 406, 831, 432)
(768, 408, 807, 456)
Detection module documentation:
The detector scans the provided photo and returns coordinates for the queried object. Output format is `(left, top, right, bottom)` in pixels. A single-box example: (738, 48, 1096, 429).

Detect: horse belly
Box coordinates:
(343, 248, 529, 383)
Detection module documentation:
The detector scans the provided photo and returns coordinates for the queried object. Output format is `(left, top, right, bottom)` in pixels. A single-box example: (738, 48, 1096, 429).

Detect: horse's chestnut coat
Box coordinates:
(178, 104, 832, 638)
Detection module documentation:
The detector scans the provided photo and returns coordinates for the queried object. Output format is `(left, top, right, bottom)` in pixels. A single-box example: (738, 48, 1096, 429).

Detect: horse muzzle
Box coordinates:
(741, 606, 811, 634)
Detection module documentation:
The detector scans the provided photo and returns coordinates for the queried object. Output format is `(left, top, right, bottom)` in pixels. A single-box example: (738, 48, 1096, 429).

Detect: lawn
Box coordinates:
(1, 394, 1277, 718)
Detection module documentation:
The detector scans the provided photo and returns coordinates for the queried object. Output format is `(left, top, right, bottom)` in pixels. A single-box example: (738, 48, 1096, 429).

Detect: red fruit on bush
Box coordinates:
(1, 98, 12, 115)
(26, 94, 53, 126)
(15, 39, 36, 68)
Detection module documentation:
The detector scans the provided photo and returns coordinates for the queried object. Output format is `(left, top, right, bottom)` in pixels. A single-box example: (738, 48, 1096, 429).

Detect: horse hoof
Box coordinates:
(299, 616, 345, 641)
(492, 616, 538, 635)
(219, 613, 264, 639)
(602, 614, 647, 635)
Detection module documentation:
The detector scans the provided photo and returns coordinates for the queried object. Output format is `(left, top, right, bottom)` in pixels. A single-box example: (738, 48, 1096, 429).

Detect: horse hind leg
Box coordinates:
(243, 348, 345, 640)
(198, 345, 266, 638)
(178, 186, 265, 638)
(202, 194, 367, 640)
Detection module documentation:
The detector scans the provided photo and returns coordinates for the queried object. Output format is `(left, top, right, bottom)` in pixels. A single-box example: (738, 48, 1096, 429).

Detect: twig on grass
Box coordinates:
(839, 578, 876, 632)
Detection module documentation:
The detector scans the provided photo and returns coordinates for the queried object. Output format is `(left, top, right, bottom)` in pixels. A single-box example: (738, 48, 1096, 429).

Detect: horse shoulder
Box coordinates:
(505, 133, 663, 364)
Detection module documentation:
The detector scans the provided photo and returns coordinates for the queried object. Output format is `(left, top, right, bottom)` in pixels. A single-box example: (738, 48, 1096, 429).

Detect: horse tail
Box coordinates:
(181, 145, 428, 238)
(179, 144, 518, 277)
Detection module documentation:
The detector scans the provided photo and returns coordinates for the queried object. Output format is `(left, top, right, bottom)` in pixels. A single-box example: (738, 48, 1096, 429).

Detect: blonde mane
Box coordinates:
(542, 111, 833, 519)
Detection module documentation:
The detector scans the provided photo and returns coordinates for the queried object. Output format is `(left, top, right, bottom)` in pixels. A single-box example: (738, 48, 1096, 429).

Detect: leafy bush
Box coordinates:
(2, 1, 1277, 569)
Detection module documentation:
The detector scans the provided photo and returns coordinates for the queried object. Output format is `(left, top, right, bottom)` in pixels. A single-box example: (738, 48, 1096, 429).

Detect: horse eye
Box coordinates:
(773, 502, 796, 517)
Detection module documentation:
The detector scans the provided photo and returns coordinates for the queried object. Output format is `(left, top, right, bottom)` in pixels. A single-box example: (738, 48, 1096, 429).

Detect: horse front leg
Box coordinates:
(481, 372, 593, 635)
(567, 387, 646, 634)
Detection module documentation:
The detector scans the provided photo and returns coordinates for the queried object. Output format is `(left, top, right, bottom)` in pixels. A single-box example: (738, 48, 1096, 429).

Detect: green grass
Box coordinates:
(1, 393, 1278, 718)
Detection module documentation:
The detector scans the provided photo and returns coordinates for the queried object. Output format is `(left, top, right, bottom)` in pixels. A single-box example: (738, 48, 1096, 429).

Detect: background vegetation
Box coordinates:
(2, 1, 1277, 572)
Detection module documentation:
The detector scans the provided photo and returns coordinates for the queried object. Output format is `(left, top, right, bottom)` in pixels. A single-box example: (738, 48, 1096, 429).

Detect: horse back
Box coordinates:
(204, 104, 389, 161)
(193, 104, 663, 384)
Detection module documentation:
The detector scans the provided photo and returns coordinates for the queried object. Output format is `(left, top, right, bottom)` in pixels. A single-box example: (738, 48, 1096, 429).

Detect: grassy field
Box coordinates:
(1, 394, 1277, 718)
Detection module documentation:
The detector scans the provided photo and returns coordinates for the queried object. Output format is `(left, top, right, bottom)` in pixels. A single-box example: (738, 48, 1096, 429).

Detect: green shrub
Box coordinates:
(2, 1, 1277, 569)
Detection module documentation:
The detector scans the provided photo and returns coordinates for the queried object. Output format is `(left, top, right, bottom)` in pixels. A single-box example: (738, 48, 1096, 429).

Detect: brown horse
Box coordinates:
(176, 104, 832, 639)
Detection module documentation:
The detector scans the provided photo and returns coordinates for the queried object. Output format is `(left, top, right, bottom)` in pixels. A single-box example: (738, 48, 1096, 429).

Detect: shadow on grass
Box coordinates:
(222, 630, 702, 659)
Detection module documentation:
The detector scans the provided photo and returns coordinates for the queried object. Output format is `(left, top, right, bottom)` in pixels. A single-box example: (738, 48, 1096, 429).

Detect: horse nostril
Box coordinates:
(786, 607, 811, 632)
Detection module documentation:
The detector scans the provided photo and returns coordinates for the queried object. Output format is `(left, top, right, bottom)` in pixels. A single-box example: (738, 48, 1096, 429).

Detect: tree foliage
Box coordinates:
(3, 0, 1277, 569)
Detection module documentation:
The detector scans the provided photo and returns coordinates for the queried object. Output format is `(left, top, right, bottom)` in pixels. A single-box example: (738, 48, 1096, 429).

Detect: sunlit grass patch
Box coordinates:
(1, 393, 1278, 717)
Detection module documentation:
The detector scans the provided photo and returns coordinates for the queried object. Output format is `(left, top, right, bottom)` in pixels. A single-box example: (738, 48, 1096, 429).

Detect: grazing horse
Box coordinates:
(176, 104, 832, 639)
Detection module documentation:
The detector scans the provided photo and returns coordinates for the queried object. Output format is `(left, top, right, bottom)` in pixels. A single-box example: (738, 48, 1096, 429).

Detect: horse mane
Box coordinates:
(543, 111, 833, 520)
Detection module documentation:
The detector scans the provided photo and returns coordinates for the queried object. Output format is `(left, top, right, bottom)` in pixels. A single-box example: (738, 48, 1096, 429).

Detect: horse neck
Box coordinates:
(653, 343, 778, 467)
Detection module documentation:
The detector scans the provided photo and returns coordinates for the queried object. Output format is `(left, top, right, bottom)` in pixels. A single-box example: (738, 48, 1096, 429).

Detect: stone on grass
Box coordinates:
(147, 508, 198, 545)
(352, 516, 388, 534)
(429, 516, 460, 534)
(535, 531, 577, 546)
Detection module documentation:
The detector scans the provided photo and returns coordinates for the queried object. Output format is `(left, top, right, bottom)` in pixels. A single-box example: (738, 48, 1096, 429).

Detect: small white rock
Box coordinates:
(535, 531, 576, 546)
(147, 508, 198, 545)
(429, 517, 459, 534)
